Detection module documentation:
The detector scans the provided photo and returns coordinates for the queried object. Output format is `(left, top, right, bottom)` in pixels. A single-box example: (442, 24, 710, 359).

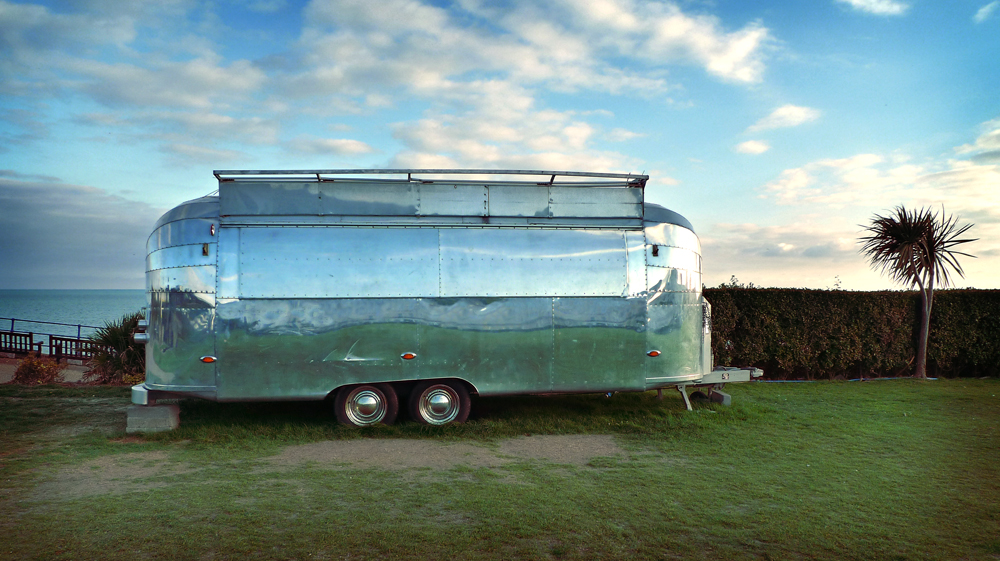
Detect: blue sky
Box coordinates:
(1, 0, 998, 290)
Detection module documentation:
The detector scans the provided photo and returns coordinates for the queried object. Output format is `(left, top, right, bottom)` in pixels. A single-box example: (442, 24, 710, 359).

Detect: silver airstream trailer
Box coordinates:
(131, 169, 760, 427)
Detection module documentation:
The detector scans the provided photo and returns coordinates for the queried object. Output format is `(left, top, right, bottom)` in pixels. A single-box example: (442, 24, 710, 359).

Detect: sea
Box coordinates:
(0, 289, 147, 343)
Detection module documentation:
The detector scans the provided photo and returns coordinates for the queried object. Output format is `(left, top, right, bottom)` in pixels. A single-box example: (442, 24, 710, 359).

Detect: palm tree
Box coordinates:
(859, 206, 976, 378)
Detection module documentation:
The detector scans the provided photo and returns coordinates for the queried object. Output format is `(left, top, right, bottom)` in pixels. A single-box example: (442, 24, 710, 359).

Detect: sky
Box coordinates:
(1, 0, 998, 290)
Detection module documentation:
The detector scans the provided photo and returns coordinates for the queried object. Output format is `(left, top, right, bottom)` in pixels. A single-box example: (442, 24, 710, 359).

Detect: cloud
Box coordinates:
(757, 150, 1000, 289)
(835, 0, 909, 16)
(386, 80, 641, 172)
(736, 140, 770, 154)
(955, 118, 1000, 163)
(607, 128, 644, 142)
(747, 105, 821, 132)
(974, 1, 999, 23)
(288, 136, 378, 155)
(286, 0, 771, 107)
(700, 221, 869, 288)
(0, 176, 165, 288)
(161, 143, 246, 163)
(66, 57, 266, 110)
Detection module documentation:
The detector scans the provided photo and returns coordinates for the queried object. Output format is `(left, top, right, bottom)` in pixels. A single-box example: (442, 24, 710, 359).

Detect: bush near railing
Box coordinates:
(704, 288, 1000, 379)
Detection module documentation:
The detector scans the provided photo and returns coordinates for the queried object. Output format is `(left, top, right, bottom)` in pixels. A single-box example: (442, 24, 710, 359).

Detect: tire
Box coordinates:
(689, 390, 710, 402)
(409, 380, 470, 425)
(335, 384, 399, 427)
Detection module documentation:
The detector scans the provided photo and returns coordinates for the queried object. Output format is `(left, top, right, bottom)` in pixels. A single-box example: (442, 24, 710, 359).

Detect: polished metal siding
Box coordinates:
(548, 186, 643, 218)
(439, 229, 627, 297)
(237, 227, 439, 298)
(145, 201, 219, 394)
(147, 218, 217, 253)
(642, 220, 706, 387)
(146, 178, 712, 401)
(220, 181, 644, 220)
(487, 185, 549, 217)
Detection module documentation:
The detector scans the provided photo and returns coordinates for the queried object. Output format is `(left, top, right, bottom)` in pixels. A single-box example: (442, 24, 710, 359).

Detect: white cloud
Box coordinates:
(608, 128, 644, 142)
(700, 221, 868, 288)
(835, 0, 909, 16)
(974, 1, 999, 23)
(66, 57, 266, 110)
(747, 105, 821, 132)
(288, 0, 771, 108)
(736, 140, 770, 154)
(955, 118, 1000, 163)
(161, 143, 246, 163)
(288, 136, 378, 155)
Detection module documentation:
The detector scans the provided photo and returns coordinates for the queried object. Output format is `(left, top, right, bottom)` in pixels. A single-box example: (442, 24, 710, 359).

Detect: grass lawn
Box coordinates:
(1, 379, 998, 560)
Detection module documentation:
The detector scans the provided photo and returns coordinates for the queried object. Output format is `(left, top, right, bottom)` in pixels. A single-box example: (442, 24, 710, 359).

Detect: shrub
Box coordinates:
(84, 312, 145, 385)
(11, 356, 66, 385)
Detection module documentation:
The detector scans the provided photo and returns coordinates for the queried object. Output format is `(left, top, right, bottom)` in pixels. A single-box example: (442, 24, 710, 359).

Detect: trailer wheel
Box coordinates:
(409, 380, 470, 425)
(689, 390, 710, 402)
(336, 384, 399, 427)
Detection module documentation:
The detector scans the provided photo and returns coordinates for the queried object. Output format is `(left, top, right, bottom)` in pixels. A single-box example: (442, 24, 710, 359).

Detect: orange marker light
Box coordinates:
(200, 356, 217, 363)
(646, 350, 661, 357)
(401, 352, 417, 360)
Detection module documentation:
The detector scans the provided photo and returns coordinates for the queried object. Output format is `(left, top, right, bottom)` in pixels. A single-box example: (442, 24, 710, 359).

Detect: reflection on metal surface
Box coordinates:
(440, 229, 627, 297)
(237, 227, 438, 298)
(148, 218, 217, 253)
(140, 170, 725, 408)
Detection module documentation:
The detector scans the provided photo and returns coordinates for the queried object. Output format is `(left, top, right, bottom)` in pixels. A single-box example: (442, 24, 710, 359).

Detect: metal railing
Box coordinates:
(1, 317, 110, 361)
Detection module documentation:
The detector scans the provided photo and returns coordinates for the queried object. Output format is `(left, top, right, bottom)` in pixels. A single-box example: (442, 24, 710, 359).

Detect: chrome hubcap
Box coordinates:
(345, 387, 386, 426)
(418, 385, 459, 425)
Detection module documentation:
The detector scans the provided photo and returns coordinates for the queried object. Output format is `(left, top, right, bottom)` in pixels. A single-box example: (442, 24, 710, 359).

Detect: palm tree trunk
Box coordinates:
(915, 282, 934, 379)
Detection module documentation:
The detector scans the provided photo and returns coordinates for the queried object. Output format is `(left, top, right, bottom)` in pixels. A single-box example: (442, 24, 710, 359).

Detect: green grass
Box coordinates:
(1, 379, 998, 560)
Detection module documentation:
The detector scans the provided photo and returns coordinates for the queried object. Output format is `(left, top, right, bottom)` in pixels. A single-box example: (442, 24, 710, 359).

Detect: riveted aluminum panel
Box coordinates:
(147, 243, 216, 272)
(217, 227, 240, 299)
(414, 298, 553, 395)
(625, 231, 647, 297)
(152, 197, 220, 231)
(318, 182, 418, 216)
(549, 187, 642, 218)
(214, 297, 556, 399)
(148, 265, 216, 294)
(148, 218, 217, 253)
(644, 298, 705, 386)
(419, 184, 487, 216)
(487, 185, 550, 217)
(552, 297, 646, 392)
(238, 227, 439, 298)
(145, 303, 216, 389)
(221, 181, 321, 216)
(647, 267, 702, 293)
(646, 245, 699, 271)
(150, 290, 215, 309)
(439, 229, 627, 297)
(644, 222, 701, 252)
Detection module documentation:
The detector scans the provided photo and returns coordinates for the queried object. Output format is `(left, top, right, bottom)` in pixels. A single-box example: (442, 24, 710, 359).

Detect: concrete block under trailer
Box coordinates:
(131, 169, 761, 428)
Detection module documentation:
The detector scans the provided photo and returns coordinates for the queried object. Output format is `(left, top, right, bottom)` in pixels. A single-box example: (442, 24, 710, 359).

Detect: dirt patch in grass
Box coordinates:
(32, 450, 196, 501)
(265, 434, 624, 470)
(499, 434, 622, 464)
(31, 435, 626, 501)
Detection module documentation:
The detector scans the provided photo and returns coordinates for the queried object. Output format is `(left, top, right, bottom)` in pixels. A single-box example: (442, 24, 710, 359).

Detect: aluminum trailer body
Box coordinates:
(132, 170, 759, 425)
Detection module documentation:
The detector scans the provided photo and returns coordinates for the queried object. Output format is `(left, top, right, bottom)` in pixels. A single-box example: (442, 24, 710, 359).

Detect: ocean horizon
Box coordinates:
(0, 289, 147, 341)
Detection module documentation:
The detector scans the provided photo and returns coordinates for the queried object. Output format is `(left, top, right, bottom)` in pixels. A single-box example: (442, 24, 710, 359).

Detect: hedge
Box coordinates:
(703, 288, 1000, 379)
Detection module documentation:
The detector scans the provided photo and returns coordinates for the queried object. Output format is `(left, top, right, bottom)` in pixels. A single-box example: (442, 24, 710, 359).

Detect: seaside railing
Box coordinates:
(1, 317, 111, 361)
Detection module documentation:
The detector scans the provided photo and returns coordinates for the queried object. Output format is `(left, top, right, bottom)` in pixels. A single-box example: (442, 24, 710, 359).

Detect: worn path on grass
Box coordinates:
(36, 435, 626, 500)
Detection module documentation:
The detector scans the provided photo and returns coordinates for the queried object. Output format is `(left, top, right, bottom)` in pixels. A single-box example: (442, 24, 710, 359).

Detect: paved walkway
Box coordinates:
(0, 358, 89, 384)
